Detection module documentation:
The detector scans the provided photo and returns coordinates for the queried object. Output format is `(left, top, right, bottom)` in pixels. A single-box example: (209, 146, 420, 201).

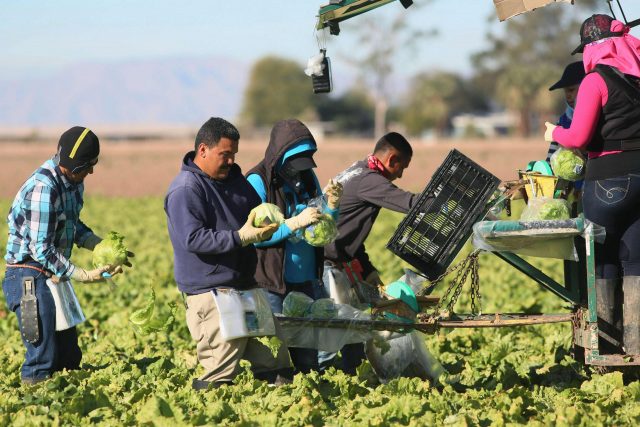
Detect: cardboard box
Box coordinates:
(493, 0, 573, 22)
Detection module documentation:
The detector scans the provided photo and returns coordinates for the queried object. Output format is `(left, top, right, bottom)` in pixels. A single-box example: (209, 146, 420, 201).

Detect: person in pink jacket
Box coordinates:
(544, 15, 640, 356)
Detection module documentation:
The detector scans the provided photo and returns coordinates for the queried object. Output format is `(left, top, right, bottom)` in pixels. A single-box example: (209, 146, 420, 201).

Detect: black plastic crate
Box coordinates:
(387, 149, 500, 280)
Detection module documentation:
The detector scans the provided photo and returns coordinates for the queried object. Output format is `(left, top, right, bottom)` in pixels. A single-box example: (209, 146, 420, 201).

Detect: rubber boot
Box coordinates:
(596, 278, 623, 354)
(623, 276, 640, 355)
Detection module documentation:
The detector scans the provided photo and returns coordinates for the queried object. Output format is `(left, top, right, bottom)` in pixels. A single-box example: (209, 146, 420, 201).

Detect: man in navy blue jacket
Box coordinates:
(165, 117, 291, 390)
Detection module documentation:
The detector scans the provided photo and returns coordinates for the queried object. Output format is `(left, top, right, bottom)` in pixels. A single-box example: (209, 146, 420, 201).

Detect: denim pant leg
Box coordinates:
(583, 174, 640, 278)
(340, 343, 366, 374)
(54, 327, 82, 372)
(2, 268, 58, 381)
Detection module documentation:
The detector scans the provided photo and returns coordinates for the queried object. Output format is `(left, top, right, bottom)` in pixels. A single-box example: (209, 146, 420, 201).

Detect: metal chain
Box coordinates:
(469, 252, 481, 315)
(417, 249, 480, 297)
(423, 250, 481, 320)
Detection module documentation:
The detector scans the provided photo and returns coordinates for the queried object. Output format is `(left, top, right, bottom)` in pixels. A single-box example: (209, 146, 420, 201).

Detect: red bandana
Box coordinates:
(367, 154, 390, 179)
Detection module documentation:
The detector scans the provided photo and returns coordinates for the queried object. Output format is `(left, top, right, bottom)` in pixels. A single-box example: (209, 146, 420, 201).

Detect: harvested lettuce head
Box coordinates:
(306, 298, 337, 319)
(92, 231, 129, 268)
(304, 214, 338, 247)
(550, 148, 585, 181)
(521, 198, 571, 221)
(282, 291, 314, 317)
(251, 203, 285, 227)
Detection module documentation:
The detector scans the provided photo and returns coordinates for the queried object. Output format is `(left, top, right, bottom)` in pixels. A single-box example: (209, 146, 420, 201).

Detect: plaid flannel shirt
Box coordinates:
(5, 158, 94, 277)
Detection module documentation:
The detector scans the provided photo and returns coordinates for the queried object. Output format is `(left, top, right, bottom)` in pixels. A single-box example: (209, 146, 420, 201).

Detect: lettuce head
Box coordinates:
(306, 298, 337, 319)
(550, 148, 585, 181)
(282, 291, 314, 317)
(304, 214, 338, 247)
(92, 231, 129, 268)
(521, 198, 571, 220)
(251, 203, 285, 227)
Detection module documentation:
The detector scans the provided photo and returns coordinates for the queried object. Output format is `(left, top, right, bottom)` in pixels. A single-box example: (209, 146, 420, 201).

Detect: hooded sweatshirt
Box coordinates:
(246, 119, 332, 295)
(553, 20, 640, 179)
(164, 152, 261, 294)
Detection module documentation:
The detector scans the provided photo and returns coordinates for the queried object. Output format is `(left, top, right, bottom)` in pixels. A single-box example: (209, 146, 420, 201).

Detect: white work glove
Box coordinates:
(238, 211, 279, 246)
(82, 233, 102, 251)
(284, 207, 321, 232)
(544, 122, 557, 142)
(71, 265, 113, 283)
(323, 179, 343, 210)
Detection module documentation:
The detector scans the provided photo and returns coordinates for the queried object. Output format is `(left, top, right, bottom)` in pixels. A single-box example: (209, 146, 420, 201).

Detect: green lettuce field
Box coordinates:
(1, 197, 639, 426)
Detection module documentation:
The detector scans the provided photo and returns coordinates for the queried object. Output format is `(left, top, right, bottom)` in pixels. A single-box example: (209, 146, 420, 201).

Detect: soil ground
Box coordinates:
(0, 137, 549, 198)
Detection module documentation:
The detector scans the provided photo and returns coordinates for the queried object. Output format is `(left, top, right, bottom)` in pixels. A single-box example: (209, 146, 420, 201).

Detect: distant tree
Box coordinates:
(400, 71, 488, 137)
(314, 88, 374, 136)
(472, 0, 600, 136)
(339, 1, 435, 139)
(240, 56, 314, 128)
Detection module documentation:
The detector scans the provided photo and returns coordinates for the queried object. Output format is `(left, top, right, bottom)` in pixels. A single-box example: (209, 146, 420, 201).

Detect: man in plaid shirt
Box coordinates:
(2, 126, 123, 385)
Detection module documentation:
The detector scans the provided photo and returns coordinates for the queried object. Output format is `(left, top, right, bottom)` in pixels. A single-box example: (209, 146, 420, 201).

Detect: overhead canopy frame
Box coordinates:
(317, 0, 639, 35)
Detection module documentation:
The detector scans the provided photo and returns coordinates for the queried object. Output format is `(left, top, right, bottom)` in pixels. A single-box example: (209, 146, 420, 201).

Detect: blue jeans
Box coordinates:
(268, 280, 327, 373)
(2, 263, 81, 381)
(583, 173, 640, 279)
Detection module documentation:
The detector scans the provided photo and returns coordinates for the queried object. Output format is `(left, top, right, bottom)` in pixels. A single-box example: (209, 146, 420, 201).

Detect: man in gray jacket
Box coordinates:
(323, 132, 417, 373)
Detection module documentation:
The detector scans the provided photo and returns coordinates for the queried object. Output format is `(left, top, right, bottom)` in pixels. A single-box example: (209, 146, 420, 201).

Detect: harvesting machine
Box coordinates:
(277, 0, 640, 370)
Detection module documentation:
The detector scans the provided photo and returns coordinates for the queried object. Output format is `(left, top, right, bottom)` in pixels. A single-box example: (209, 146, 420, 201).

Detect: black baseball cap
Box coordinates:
(572, 14, 625, 55)
(286, 153, 317, 171)
(549, 61, 586, 91)
(57, 126, 100, 173)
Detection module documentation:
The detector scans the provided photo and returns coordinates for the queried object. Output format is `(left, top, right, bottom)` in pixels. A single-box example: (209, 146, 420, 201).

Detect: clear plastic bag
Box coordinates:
(365, 331, 445, 383)
(550, 148, 585, 181)
(322, 262, 360, 305)
(397, 268, 429, 295)
(276, 303, 373, 352)
(307, 298, 337, 319)
(303, 195, 338, 247)
(521, 197, 571, 221)
(282, 291, 314, 317)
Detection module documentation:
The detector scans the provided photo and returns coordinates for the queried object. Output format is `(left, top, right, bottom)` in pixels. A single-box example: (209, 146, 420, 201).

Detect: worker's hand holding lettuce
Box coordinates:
(238, 211, 279, 246)
(71, 231, 136, 282)
(284, 207, 321, 232)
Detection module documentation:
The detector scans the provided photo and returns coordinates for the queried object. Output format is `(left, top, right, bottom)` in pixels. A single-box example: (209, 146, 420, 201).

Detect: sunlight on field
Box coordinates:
(1, 196, 637, 425)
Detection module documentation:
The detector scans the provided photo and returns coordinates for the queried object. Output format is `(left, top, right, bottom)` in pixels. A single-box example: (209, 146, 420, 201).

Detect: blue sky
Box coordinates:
(2, 0, 640, 80)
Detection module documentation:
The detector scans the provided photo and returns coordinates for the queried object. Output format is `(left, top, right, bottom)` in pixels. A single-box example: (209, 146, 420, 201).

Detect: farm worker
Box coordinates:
(544, 15, 640, 355)
(323, 132, 418, 373)
(246, 118, 342, 374)
(164, 117, 291, 390)
(545, 61, 586, 162)
(3, 126, 124, 385)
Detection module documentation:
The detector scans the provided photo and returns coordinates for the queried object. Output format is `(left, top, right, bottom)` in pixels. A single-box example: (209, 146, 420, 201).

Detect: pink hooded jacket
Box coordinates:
(552, 20, 640, 158)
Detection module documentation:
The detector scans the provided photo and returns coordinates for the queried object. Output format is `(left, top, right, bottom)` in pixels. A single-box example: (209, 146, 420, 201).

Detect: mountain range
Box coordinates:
(0, 57, 249, 126)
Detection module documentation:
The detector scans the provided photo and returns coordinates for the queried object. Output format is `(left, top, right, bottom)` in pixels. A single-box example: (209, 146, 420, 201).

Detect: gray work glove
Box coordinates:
(71, 265, 113, 283)
(284, 207, 321, 232)
(238, 211, 279, 246)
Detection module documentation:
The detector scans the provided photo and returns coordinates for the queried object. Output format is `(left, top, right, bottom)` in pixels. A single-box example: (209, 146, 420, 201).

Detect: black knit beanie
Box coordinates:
(57, 126, 100, 172)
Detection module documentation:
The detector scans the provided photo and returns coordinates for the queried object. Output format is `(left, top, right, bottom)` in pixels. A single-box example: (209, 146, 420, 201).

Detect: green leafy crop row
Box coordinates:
(0, 198, 638, 426)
